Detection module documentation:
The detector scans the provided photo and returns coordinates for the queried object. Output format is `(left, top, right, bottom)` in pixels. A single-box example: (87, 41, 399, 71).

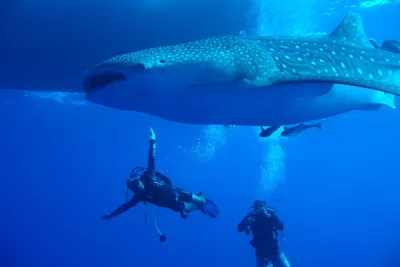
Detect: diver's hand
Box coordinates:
(245, 228, 251, 236)
(149, 127, 156, 142)
(247, 216, 256, 224)
(100, 213, 112, 220)
(180, 211, 189, 220)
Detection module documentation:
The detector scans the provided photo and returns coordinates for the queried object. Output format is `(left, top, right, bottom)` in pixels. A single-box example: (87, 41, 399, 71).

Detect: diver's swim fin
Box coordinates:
(202, 198, 220, 219)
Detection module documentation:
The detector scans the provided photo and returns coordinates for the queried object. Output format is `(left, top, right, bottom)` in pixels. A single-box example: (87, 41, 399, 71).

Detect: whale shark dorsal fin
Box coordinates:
(328, 12, 373, 48)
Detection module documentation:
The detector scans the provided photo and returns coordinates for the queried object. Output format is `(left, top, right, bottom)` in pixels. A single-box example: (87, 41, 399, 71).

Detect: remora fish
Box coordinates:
(80, 12, 400, 126)
(259, 125, 281, 137)
(281, 123, 322, 137)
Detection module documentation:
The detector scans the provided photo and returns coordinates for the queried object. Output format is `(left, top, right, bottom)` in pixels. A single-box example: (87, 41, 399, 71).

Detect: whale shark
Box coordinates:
(80, 12, 400, 126)
(3, 12, 398, 126)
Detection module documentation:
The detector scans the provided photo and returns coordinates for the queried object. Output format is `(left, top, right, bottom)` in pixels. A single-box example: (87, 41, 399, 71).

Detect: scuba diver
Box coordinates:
(370, 38, 400, 53)
(238, 200, 290, 267)
(100, 127, 219, 241)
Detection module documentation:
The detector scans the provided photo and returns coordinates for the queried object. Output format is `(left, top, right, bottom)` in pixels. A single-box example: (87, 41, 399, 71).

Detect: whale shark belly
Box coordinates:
(146, 82, 389, 126)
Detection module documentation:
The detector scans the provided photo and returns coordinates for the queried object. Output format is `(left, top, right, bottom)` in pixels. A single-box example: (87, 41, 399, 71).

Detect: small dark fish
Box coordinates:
(259, 125, 281, 137)
(281, 122, 322, 137)
(224, 125, 236, 128)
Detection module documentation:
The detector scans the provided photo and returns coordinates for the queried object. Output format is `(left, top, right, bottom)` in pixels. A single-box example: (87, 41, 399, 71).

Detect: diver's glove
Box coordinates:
(180, 210, 189, 220)
(247, 216, 256, 224)
(100, 213, 112, 220)
(149, 127, 156, 142)
(159, 235, 167, 242)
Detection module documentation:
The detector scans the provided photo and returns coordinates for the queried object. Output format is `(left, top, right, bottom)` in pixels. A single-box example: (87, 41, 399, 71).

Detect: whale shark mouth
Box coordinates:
(83, 62, 149, 93)
(83, 70, 127, 93)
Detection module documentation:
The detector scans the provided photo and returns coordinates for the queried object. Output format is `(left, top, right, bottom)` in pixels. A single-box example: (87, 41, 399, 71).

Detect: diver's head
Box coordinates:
(125, 167, 146, 191)
(381, 39, 400, 54)
(253, 200, 267, 214)
(126, 176, 144, 192)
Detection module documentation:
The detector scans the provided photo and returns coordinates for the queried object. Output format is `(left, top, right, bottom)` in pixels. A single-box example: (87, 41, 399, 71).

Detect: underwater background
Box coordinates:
(1, 0, 400, 266)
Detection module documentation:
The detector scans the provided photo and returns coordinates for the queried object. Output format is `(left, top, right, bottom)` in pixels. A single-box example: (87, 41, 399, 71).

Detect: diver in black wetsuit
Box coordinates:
(100, 128, 219, 235)
(370, 38, 400, 53)
(238, 200, 290, 267)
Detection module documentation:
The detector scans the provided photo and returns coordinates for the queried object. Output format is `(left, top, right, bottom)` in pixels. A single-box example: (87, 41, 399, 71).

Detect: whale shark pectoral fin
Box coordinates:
(359, 104, 382, 111)
(377, 92, 396, 109)
(281, 82, 334, 97)
(245, 78, 333, 97)
(358, 92, 396, 111)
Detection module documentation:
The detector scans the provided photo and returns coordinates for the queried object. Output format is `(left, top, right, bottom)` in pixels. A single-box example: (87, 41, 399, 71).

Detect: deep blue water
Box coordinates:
(1, 1, 400, 267)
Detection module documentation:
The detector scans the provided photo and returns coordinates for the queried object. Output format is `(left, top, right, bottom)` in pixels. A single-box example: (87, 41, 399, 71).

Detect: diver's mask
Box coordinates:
(125, 167, 146, 202)
(130, 166, 145, 179)
(252, 200, 267, 214)
(126, 176, 140, 190)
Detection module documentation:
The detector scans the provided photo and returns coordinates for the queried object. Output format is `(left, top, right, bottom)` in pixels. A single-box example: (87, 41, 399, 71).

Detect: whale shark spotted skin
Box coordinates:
(80, 12, 400, 126)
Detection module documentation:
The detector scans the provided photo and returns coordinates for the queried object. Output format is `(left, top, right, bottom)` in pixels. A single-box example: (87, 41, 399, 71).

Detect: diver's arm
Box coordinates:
(101, 197, 140, 220)
(237, 214, 252, 232)
(369, 38, 379, 49)
(147, 128, 156, 174)
(270, 212, 284, 231)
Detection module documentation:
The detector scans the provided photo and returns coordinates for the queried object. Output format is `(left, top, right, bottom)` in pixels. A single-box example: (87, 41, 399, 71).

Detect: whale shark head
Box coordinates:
(83, 36, 254, 110)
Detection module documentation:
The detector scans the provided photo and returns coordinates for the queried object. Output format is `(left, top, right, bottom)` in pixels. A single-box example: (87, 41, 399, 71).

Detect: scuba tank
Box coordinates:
(155, 171, 172, 186)
(130, 166, 146, 179)
(129, 166, 172, 185)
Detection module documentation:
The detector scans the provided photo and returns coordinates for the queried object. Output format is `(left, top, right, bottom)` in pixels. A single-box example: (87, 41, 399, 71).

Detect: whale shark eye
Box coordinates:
(159, 59, 166, 63)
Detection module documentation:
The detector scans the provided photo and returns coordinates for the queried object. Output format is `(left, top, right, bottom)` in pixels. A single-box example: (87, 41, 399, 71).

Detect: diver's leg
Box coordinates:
(256, 258, 269, 267)
(191, 193, 206, 205)
(176, 190, 206, 217)
(183, 202, 199, 213)
(272, 252, 290, 267)
(177, 189, 206, 206)
(183, 191, 219, 218)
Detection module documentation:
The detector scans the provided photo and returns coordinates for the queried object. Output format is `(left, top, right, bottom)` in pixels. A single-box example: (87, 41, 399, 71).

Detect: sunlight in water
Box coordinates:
(249, 0, 285, 195)
(24, 92, 87, 106)
(248, 0, 315, 195)
(254, 126, 286, 195)
(189, 125, 227, 163)
(360, 0, 398, 8)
